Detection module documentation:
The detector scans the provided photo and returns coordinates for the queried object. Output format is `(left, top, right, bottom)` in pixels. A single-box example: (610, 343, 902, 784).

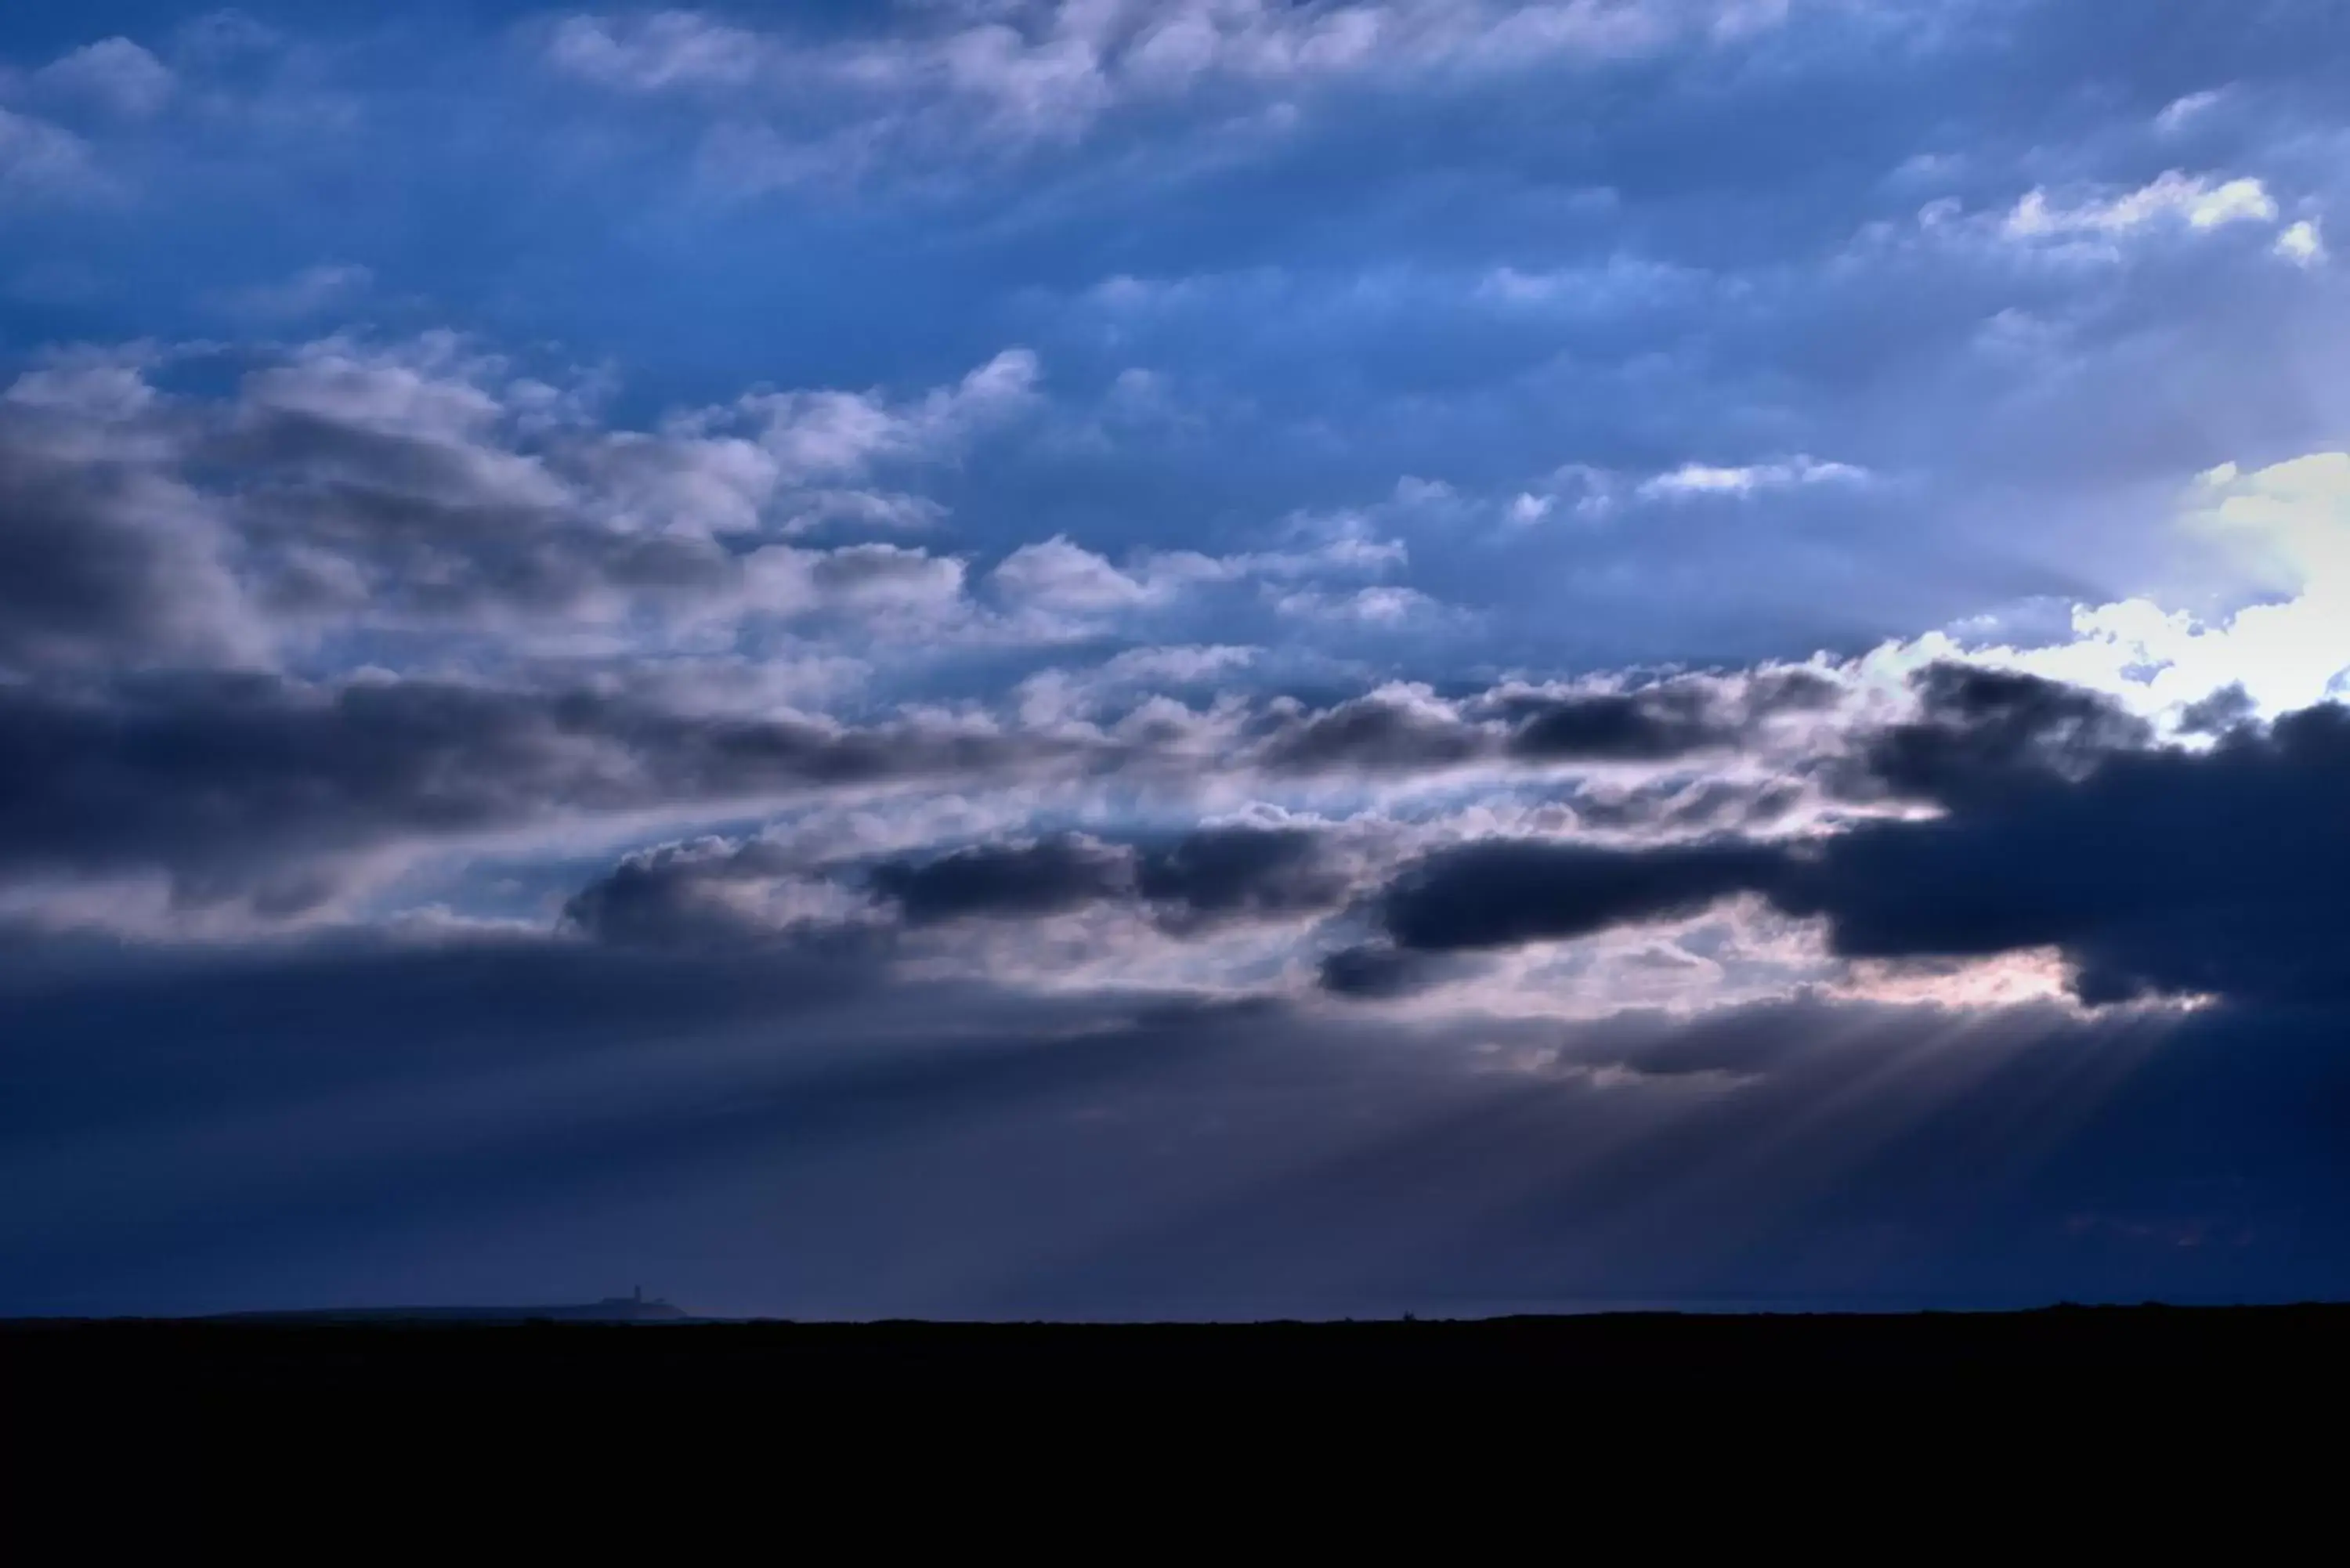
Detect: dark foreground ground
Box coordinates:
(9, 1302, 2350, 1398)
(13, 1309, 2347, 1507)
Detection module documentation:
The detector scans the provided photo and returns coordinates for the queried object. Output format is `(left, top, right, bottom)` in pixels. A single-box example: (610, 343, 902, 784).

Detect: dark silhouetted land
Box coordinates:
(8, 1303, 2350, 1399)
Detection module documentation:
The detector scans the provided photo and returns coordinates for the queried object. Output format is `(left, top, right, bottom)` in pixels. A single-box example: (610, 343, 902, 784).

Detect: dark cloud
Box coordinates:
(1787, 699, 2350, 1005)
(1499, 669, 1845, 764)
(1371, 672, 2350, 1008)
(1856, 663, 2155, 806)
(232, 460, 733, 624)
(1567, 775, 1806, 835)
(0, 405, 251, 673)
(857, 825, 1356, 930)
(558, 838, 810, 948)
(1379, 837, 1785, 952)
(1257, 695, 1488, 774)
(565, 823, 1363, 952)
(2178, 683, 2258, 738)
(1316, 942, 1477, 1000)
(1502, 688, 1730, 762)
(1257, 670, 1849, 778)
(0, 675, 1068, 908)
(1135, 826, 1352, 927)
(871, 835, 1135, 924)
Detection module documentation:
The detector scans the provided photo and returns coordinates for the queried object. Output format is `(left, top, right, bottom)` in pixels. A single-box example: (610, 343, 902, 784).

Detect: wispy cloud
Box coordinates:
(2003, 171, 2278, 239)
(1638, 457, 1871, 500)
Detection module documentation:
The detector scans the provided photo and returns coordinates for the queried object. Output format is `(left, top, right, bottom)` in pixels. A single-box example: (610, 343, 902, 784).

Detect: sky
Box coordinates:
(7, 1, 2350, 1319)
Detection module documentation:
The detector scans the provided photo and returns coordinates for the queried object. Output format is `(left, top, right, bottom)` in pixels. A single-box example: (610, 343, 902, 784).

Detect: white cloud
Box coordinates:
(244, 333, 522, 446)
(1851, 171, 2298, 276)
(1102, 644, 1258, 684)
(1477, 254, 1704, 312)
(549, 2, 1794, 103)
(544, 2, 1842, 179)
(991, 536, 1159, 613)
(988, 510, 1408, 627)
(36, 38, 175, 118)
(2003, 171, 2277, 240)
(1275, 583, 1441, 625)
(736, 349, 1041, 481)
(2153, 88, 2225, 134)
(2276, 219, 2327, 269)
(1878, 451, 2350, 723)
(1639, 456, 1871, 500)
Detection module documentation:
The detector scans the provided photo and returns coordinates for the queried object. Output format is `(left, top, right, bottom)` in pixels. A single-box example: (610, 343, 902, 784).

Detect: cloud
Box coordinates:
(566, 822, 1363, 957)
(0, 370, 262, 673)
(984, 519, 1408, 638)
(873, 835, 1137, 925)
(13, 374, 2348, 970)
(541, 1, 1841, 185)
(1257, 685, 1488, 774)
(2003, 172, 2279, 240)
(1854, 663, 2154, 806)
(1362, 663, 2350, 1009)
(1501, 686, 1738, 761)
(991, 535, 1162, 613)
(1316, 941, 1473, 998)
(1099, 644, 1258, 685)
(2276, 219, 2327, 268)
(558, 836, 877, 948)
(1781, 696, 2350, 1006)
(1273, 583, 1443, 625)
(1133, 825, 1354, 925)
(1906, 453, 2350, 722)
(0, 107, 99, 200)
(1858, 166, 2305, 284)
(1637, 457, 1871, 500)
(0, 674, 1081, 919)
(1379, 836, 1784, 952)
(35, 38, 175, 119)
(545, 2, 1804, 112)
(1256, 667, 1843, 774)
(2154, 89, 2227, 134)
(739, 349, 1041, 482)
(0, 337, 1061, 671)
(544, 11, 765, 92)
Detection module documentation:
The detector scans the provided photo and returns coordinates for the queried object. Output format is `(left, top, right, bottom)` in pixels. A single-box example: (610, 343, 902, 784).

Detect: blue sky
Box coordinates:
(8, 2, 2350, 1317)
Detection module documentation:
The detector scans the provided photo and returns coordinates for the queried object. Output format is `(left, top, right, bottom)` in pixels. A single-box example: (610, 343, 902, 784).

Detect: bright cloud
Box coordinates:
(2004, 171, 2278, 239)
(1639, 457, 1872, 499)
(2276, 219, 2327, 267)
